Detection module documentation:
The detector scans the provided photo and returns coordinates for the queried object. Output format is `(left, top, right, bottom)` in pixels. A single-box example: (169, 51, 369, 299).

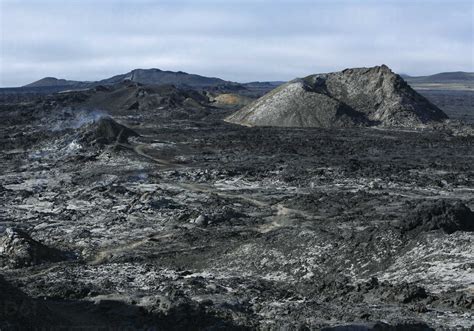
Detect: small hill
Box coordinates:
(402, 71, 474, 93)
(404, 72, 474, 84)
(24, 77, 87, 88)
(226, 65, 448, 128)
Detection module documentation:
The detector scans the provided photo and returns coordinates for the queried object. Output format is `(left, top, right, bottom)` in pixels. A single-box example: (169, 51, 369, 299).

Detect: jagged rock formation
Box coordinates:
(79, 117, 139, 146)
(226, 65, 448, 128)
(0, 228, 67, 268)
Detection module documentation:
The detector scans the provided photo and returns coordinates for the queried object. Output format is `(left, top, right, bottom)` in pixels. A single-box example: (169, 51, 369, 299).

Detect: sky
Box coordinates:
(0, 0, 473, 87)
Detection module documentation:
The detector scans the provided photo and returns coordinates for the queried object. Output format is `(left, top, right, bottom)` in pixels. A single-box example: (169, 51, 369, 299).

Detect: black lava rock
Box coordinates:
(403, 200, 474, 234)
(0, 228, 68, 268)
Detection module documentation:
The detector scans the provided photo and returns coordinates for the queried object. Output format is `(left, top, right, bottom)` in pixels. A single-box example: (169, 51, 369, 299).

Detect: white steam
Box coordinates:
(50, 109, 108, 132)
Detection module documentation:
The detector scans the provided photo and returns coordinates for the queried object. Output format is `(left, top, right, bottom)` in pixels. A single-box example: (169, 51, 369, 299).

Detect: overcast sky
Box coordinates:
(0, 0, 473, 87)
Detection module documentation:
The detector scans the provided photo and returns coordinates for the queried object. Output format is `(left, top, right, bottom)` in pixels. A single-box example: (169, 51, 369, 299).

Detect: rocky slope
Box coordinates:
(85, 83, 208, 110)
(226, 65, 448, 128)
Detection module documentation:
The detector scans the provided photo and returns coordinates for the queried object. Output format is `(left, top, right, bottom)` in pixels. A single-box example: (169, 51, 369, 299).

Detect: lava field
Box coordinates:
(0, 83, 473, 330)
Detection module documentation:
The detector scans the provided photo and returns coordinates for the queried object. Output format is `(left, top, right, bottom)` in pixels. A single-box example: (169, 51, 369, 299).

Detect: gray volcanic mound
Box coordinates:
(226, 65, 448, 128)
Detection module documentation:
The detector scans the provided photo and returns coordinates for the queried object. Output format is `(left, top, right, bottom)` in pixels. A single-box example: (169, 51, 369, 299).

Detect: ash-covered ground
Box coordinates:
(0, 88, 473, 330)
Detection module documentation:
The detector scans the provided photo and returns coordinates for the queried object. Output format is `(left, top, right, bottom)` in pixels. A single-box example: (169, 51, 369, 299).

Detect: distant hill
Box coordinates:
(403, 72, 474, 84)
(239, 81, 285, 97)
(226, 65, 448, 128)
(24, 77, 89, 88)
(401, 71, 474, 93)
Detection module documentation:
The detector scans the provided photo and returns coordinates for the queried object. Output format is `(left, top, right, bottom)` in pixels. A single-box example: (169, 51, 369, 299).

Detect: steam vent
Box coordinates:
(225, 65, 448, 128)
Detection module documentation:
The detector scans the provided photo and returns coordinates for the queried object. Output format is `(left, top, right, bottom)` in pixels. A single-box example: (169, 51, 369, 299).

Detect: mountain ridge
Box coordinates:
(24, 68, 237, 89)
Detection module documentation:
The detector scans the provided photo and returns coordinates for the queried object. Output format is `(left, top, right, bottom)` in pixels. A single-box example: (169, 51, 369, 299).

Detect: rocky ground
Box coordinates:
(0, 89, 473, 330)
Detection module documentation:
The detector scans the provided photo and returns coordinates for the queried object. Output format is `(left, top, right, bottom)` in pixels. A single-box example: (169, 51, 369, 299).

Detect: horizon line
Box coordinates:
(2, 66, 474, 89)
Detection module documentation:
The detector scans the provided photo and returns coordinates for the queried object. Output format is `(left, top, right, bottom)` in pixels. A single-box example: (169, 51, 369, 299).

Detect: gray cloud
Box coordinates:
(1, 0, 473, 86)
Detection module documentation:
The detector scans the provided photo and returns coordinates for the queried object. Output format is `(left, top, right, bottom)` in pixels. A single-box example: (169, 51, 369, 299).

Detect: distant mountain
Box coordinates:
(24, 77, 89, 88)
(23, 69, 238, 90)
